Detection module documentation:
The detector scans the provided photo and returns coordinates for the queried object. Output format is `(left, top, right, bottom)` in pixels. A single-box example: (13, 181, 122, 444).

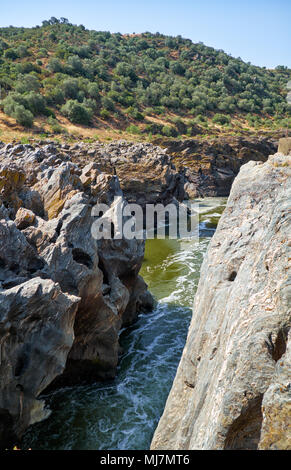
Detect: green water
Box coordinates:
(23, 197, 227, 450)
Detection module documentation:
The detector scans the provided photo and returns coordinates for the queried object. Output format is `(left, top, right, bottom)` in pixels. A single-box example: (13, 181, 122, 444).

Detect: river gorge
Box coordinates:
(22, 197, 227, 450)
(0, 139, 290, 450)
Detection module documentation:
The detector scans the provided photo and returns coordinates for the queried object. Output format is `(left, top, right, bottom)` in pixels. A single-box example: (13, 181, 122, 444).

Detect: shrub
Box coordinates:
(62, 78, 79, 99)
(237, 99, 255, 113)
(0, 39, 8, 53)
(45, 87, 65, 105)
(87, 83, 99, 99)
(187, 122, 202, 136)
(153, 106, 166, 115)
(144, 107, 154, 115)
(144, 122, 163, 134)
(115, 62, 137, 81)
(49, 32, 57, 42)
(100, 109, 110, 119)
(126, 124, 141, 134)
(101, 96, 115, 111)
(83, 98, 97, 111)
(195, 114, 207, 123)
(212, 113, 231, 125)
(13, 105, 34, 127)
(16, 45, 30, 58)
(24, 91, 46, 115)
(125, 107, 144, 121)
(67, 55, 83, 73)
(47, 57, 63, 73)
(76, 90, 85, 103)
(4, 48, 19, 60)
(169, 61, 185, 75)
(37, 48, 48, 58)
(2, 93, 27, 115)
(15, 62, 39, 74)
(162, 125, 178, 137)
(15, 74, 40, 94)
(171, 117, 187, 134)
(61, 100, 92, 124)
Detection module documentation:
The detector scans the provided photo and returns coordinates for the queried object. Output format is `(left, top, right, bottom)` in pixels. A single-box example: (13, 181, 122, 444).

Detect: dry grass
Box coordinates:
(0, 108, 285, 144)
(0, 109, 139, 143)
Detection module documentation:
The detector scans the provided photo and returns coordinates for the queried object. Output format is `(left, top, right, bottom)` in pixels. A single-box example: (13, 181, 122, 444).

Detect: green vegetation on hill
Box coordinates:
(0, 17, 290, 136)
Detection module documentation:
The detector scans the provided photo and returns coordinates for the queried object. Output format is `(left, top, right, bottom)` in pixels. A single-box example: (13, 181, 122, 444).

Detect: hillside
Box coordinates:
(0, 17, 290, 142)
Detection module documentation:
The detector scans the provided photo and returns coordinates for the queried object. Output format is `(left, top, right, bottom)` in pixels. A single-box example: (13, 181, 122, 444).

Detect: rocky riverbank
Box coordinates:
(0, 142, 154, 448)
(0, 136, 288, 449)
(10, 140, 186, 207)
(0, 136, 276, 208)
(151, 142, 291, 450)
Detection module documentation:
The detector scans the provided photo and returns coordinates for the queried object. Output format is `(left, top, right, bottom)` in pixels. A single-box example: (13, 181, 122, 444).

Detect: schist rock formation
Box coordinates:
(0, 137, 289, 449)
(151, 141, 291, 450)
(0, 141, 155, 448)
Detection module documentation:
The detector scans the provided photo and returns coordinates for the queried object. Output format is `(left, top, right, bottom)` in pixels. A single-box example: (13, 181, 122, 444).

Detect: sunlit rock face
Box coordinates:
(0, 142, 153, 447)
(151, 148, 291, 450)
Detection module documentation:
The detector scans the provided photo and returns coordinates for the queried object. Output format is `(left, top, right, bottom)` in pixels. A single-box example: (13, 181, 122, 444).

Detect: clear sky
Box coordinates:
(0, 0, 290, 69)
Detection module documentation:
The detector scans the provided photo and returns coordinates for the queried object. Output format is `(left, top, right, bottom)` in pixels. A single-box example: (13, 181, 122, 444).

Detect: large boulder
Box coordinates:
(85, 141, 186, 207)
(0, 278, 79, 448)
(151, 152, 291, 450)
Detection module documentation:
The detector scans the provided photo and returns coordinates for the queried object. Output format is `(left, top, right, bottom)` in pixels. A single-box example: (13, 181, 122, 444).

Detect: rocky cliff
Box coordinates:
(1, 136, 276, 205)
(151, 147, 291, 450)
(28, 140, 186, 208)
(162, 135, 277, 198)
(0, 142, 154, 448)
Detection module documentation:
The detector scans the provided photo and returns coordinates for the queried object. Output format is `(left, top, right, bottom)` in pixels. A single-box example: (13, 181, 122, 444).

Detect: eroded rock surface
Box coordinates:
(151, 151, 291, 450)
(0, 137, 276, 205)
(0, 278, 79, 446)
(86, 141, 186, 207)
(0, 142, 154, 446)
(1, 141, 185, 207)
(163, 136, 277, 197)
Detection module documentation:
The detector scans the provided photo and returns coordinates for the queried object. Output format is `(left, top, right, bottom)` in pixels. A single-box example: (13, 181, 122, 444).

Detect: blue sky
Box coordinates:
(0, 0, 290, 68)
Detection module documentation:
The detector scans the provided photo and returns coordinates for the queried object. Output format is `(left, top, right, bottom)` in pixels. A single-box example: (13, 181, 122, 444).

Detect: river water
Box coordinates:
(23, 197, 227, 450)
